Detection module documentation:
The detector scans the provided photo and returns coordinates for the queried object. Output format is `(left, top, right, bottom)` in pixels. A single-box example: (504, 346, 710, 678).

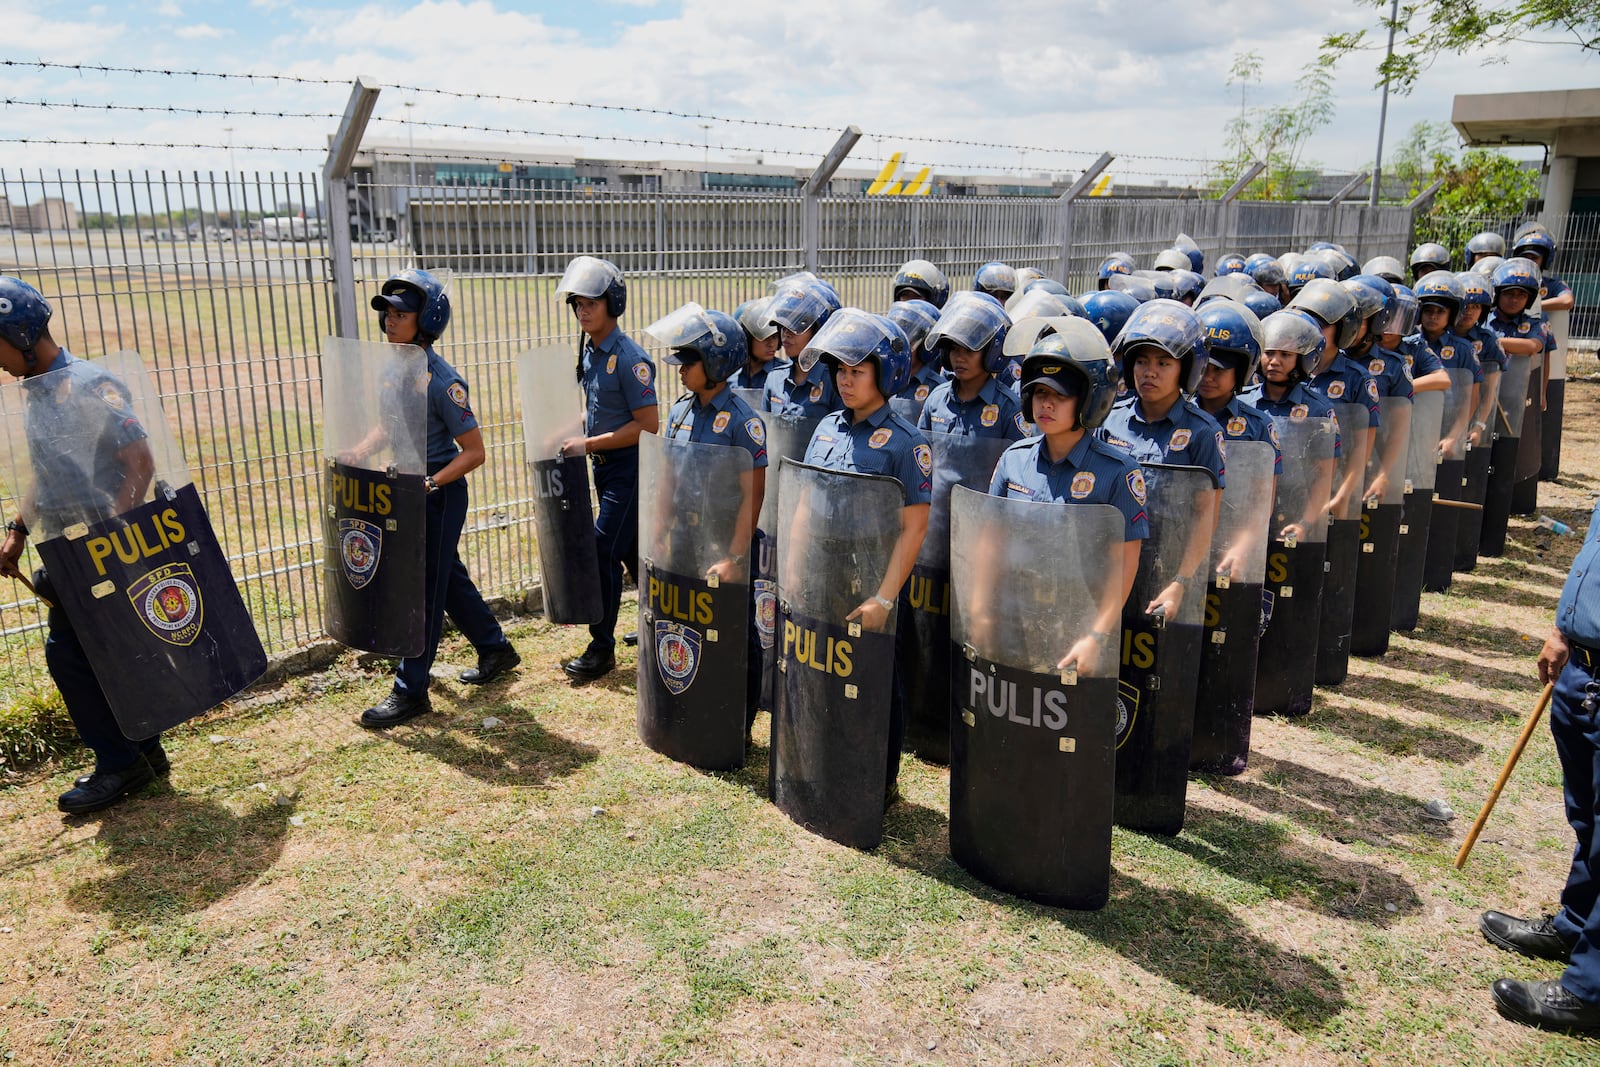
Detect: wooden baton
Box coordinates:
(1454, 682, 1555, 870)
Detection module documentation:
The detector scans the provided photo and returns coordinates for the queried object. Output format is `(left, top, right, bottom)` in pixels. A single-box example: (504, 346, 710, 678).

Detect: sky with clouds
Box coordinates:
(2, 0, 1596, 186)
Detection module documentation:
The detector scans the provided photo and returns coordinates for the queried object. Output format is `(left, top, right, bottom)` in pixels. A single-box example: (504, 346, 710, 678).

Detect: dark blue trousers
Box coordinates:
(587, 452, 639, 656)
(1551, 654, 1600, 1004)
(394, 478, 510, 697)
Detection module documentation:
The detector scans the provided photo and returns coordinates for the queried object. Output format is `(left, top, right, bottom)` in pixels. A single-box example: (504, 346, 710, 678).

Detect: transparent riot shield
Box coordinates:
(1481, 353, 1536, 557)
(0, 351, 266, 740)
(1514, 351, 1544, 491)
(321, 337, 429, 656)
(771, 459, 905, 851)
(516, 344, 602, 625)
(1115, 463, 1218, 835)
(1455, 363, 1501, 571)
(889, 396, 924, 426)
(1192, 441, 1275, 775)
(948, 488, 1125, 909)
(1254, 415, 1335, 717)
(1352, 396, 1412, 656)
(1314, 403, 1371, 687)
(1422, 368, 1477, 593)
(901, 432, 1010, 765)
(636, 434, 755, 771)
(1391, 390, 1446, 631)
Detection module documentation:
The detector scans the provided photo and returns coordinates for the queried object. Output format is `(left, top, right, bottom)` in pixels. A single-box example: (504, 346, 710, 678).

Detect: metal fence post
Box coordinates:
(1325, 171, 1369, 244)
(324, 77, 381, 339)
(802, 127, 862, 275)
(1220, 162, 1264, 252)
(1056, 152, 1114, 281)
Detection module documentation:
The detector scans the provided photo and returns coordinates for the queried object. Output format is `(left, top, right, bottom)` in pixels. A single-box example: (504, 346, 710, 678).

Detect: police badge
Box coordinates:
(128, 561, 205, 647)
(655, 619, 703, 695)
(339, 517, 383, 590)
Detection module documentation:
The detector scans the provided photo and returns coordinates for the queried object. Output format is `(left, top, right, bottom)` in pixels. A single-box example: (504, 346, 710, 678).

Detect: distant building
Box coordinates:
(3, 196, 77, 231)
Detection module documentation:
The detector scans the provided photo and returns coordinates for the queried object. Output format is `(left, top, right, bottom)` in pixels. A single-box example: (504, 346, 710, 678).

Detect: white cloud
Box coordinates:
(175, 23, 224, 40)
(156, 1, 182, 16)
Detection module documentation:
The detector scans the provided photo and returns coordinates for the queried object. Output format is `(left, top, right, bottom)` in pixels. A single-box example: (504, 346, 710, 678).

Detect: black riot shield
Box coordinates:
(1422, 369, 1475, 594)
(1115, 463, 1218, 835)
(901, 433, 1009, 765)
(1512, 352, 1544, 515)
(1481, 353, 1536, 557)
(771, 459, 904, 850)
(1454, 363, 1500, 572)
(1254, 416, 1335, 718)
(1390, 391, 1446, 631)
(734, 388, 821, 717)
(948, 488, 1125, 909)
(1191, 442, 1274, 775)
(321, 337, 428, 656)
(1314, 403, 1371, 687)
(636, 434, 754, 771)
(517, 344, 603, 625)
(0, 351, 266, 740)
(1351, 397, 1411, 657)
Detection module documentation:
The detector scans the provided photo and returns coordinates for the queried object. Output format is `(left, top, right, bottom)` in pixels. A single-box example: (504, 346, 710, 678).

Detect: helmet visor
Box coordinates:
(646, 302, 724, 360)
(555, 256, 619, 300)
(799, 308, 893, 372)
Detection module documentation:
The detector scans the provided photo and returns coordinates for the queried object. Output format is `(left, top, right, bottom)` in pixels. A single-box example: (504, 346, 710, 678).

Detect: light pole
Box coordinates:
(1369, 0, 1400, 208)
(700, 123, 711, 166)
(405, 101, 418, 190)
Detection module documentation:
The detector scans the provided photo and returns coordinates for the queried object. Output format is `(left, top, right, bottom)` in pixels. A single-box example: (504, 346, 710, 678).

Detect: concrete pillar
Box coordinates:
(1539, 155, 1577, 481)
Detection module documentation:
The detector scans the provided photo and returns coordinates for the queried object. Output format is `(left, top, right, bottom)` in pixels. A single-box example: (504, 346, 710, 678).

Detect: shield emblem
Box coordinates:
(339, 517, 383, 590)
(753, 578, 777, 650)
(127, 561, 205, 647)
(1114, 678, 1141, 750)
(655, 620, 703, 695)
(1259, 587, 1275, 637)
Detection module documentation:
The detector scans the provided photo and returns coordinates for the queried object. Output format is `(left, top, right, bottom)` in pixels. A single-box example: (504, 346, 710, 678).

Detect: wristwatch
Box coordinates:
(4, 518, 27, 537)
(872, 595, 895, 614)
(424, 475, 438, 493)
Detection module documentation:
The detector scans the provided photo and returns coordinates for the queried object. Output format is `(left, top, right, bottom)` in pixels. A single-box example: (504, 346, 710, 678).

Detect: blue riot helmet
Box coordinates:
(1362, 255, 1406, 284)
(1195, 298, 1264, 389)
(647, 303, 748, 385)
(1214, 253, 1248, 276)
(1014, 266, 1046, 291)
(1514, 220, 1552, 241)
(883, 298, 941, 359)
(1168, 269, 1205, 304)
(1241, 289, 1282, 320)
(1465, 231, 1506, 263)
(1413, 271, 1465, 318)
(1314, 247, 1357, 281)
(1346, 274, 1396, 322)
(1491, 256, 1542, 298)
(1409, 242, 1452, 280)
(1288, 277, 1360, 351)
(1340, 277, 1388, 350)
(1107, 273, 1157, 303)
(1260, 309, 1325, 381)
(1456, 271, 1493, 309)
(892, 259, 950, 308)
(1015, 278, 1086, 318)
(1243, 252, 1276, 273)
(1197, 272, 1260, 306)
(1286, 257, 1333, 296)
(1133, 270, 1180, 302)
(771, 271, 842, 307)
(1080, 290, 1141, 345)
(973, 261, 1018, 301)
(556, 255, 626, 317)
(922, 292, 1011, 375)
(372, 268, 451, 343)
(800, 308, 912, 397)
(1381, 285, 1419, 337)
(1005, 288, 1076, 323)
(734, 297, 778, 343)
(0, 275, 53, 361)
(768, 283, 835, 337)
(1096, 253, 1136, 288)
(1173, 232, 1204, 273)
(1246, 257, 1287, 290)
(1111, 298, 1207, 394)
(1023, 277, 1071, 299)
(1510, 229, 1557, 271)
(1472, 255, 1505, 278)
(1153, 248, 1192, 272)
(1017, 320, 1120, 429)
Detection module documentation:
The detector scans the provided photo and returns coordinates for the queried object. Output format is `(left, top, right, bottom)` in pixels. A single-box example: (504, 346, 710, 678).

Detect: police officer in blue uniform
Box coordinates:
(885, 299, 944, 408)
(556, 256, 659, 682)
(916, 295, 1027, 441)
(1414, 273, 1483, 427)
(1289, 279, 1382, 451)
(763, 282, 840, 419)
(1241, 312, 1343, 492)
(891, 259, 950, 309)
(359, 271, 519, 726)
(973, 262, 1018, 305)
(729, 297, 785, 392)
(1193, 299, 1283, 476)
(0, 276, 168, 812)
(1479, 497, 1600, 1033)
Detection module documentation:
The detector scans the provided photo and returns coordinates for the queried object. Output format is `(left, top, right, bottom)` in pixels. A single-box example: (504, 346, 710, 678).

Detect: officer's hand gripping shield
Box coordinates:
(948, 488, 1124, 909)
(0, 351, 267, 739)
(1191, 440, 1274, 774)
(1115, 462, 1218, 835)
(516, 344, 603, 625)
(1423, 368, 1477, 593)
(1352, 396, 1412, 656)
(1254, 415, 1335, 717)
(320, 337, 428, 656)
(1391, 389, 1446, 630)
(901, 432, 1010, 765)
(770, 458, 905, 851)
(1481, 352, 1536, 557)
(1315, 403, 1371, 686)
(636, 433, 754, 771)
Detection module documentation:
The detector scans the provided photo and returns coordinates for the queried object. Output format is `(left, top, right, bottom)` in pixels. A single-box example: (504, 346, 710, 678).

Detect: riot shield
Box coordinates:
(1513, 351, 1544, 506)
(771, 459, 904, 850)
(1351, 397, 1411, 656)
(0, 351, 266, 740)
(516, 344, 602, 625)
(901, 433, 1010, 765)
(889, 396, 924, 426)
(1454, 364, 1500, 571)
(636, 434, 754, 771)
(321, 337, 428, 656)
(1254, 416, 1335, 718)
(1314, 403, 1371, 687)
(948, 488, 1124, 909)
(1481, 353, 1536, 557)
(1422, 368, 1476, 594)
(1191, 441, 1274, 775)
(1115, 463, 1218, 835)
(1390, 391, 1445, 631)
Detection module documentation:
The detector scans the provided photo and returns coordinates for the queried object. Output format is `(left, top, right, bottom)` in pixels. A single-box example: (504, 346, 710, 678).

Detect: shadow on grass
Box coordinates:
(1443, 572, 1570, 612)
(1285, 699, 1485, 763)
(65, 793, 291, 923)
(1213, 754, 1454, 851)
(390, 719, 599, 788)
(1342, 668, 1527, 724)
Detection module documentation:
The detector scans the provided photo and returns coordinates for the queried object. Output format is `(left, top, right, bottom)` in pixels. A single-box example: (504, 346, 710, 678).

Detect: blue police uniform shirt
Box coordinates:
(765, 360, 840, 419)
(581, 328, 657, 448)
(1211, 395, 1283, 475)
(729, 358, 788, 392)
(1556, 498, 1600, 645)
(663, 387, 770, 470)
(424, 348, 479, 467)
(916, 376, 1028, 441)
(1365, 345, 1415, 400)
(1097, 395, 1227, 488)
(895, 362, 945, 405)
(1240, 381, 1343, 459)
(21, 350, 149, 534)
(803, 402, 933, 506)
(1488, 308, 1549, 350)
(1399, 333, 1444, 379)
(1420, 329, 1483, 384)
(988, 432, 1150, 541)
(1307, 353, 1382, 428)
(1541, 275, 1571, 305)
(997, 357, 1024, 394)
(1465, 323, 1507, 373)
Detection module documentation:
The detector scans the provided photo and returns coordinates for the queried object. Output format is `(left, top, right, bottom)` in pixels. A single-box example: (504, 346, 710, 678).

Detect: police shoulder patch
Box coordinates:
(95, 380, 127, 408)
(1268, 421, 1280, 446)
(744, 417, 765, 446)
(711, 410, 732, 434)
(809, 383, 823, 402)
(446, 381, 470, 410)
(1126, 467, 1147, 505)
(1014, 412, 1028, 433)
(632, 360, 652, 386)
(869, 427, 893, 449)
(1366, 379, 1379, 400)
(913, 442, 932, 477)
